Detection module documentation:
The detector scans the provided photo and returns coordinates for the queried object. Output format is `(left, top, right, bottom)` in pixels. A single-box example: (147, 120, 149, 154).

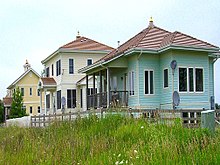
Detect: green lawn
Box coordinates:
(0, 115, 220, 164)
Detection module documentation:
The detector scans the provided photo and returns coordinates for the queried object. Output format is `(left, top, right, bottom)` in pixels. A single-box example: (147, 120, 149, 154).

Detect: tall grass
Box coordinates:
(0, 114, 220, 164)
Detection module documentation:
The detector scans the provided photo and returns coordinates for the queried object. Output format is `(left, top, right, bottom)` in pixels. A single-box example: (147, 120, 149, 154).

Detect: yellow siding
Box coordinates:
(9, 70, 45, 115)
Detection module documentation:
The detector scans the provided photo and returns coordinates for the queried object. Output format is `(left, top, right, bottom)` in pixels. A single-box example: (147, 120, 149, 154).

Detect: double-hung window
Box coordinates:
(164, 69, 168, 88)
(69, 59, 74, 74)
(56, 60, 61, 76)
(144, 70, 154, 95)
(179, 67, 203, 92)
(67, 89, 76, 108)
(57, 90, 61, 109)
(129, 71, 135, 95)
(46, 67, 49, 77)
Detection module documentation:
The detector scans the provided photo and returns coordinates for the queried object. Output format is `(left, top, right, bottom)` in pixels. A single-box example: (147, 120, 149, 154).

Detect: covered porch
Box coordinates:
(38, 77, 57, 114)
(86, 67, 128, 110)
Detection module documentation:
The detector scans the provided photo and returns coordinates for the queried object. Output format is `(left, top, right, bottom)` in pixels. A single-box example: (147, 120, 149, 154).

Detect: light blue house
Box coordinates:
(79, 19, 220, 110)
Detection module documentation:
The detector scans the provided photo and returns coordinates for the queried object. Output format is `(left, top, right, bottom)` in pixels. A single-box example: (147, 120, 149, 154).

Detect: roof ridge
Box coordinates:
(173, 31, 218, 48)
(60, 36, 114, 50)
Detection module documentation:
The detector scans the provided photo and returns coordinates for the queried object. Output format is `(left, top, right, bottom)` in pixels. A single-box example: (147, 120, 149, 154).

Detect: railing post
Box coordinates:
(43, 114, 46, 127)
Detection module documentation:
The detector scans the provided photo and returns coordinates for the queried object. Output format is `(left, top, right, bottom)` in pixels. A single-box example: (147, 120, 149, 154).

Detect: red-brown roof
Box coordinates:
(3, 97, 13, 106)
(60, 36, 114, 51)
(41, 77, 56, 86)
(100, 22, 219, 62)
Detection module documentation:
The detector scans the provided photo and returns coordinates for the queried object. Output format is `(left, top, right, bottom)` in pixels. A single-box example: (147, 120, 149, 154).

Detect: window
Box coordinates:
(67, 89, 76, 108)
(30, 88, 32, 96)
(179, 68, 187, 92)
(144, 70, 154, 94)
(129, 71, 135, 95)
(56, 60, 61, 76)
(69, 59, 74, 74)
(21, 88, 24, 96)
(87, 88, 97, 95)
(46, 67, 49, 77)
(46, 94, 50, 109)
(196, 68, 203, 92)
(189, 68, 194, 92)
(57, 90, 61, 109)
(80, 89, 83, 108)
(37, 89, 40, 96)
(52, 64, 54, 76)
(30, 106, 32, 114)
(38, 106, 40, 113)
(164, 69, 168, 88)
(179, 67, 203, 92)
(87, 59, 93, 66)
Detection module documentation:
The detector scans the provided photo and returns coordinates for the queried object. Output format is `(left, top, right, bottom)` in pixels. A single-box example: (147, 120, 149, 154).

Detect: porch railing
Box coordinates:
(87, 91, 128, 109)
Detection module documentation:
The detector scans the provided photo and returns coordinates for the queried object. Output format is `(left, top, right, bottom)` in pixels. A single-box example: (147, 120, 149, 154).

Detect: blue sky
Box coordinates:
(0, 0, 220, 103)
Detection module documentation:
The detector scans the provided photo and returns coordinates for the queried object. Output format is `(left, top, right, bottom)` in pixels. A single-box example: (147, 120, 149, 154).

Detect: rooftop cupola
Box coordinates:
(149, 17, 154, 28)
(23, 59, 31, 72)
(76, 31, 81, 39)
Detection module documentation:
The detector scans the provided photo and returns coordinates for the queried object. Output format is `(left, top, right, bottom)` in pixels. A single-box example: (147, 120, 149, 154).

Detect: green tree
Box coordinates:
(10, 87, 26, 118)
(216, 103, 219, 110)
(0, 99, 4, 123)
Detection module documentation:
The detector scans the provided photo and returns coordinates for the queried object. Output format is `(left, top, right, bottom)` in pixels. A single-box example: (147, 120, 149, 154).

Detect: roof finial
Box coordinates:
(23, 59, 31, 72)
(76, 31, 81, 39)
(149, 17, 154, 28)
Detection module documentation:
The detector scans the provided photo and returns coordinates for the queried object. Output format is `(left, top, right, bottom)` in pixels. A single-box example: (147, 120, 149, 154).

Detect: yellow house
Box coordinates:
(6, 60, 44, 115)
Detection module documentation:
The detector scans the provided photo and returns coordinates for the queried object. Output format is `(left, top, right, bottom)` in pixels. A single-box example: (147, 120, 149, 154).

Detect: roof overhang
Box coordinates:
(7, 68, 40, 89)
(41, 48, 112, 64)
(79, 45, 220, 74)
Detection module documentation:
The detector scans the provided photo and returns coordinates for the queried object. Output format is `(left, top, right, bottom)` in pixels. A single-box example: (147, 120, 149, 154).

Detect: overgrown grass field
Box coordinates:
(0, 115, 220, 164)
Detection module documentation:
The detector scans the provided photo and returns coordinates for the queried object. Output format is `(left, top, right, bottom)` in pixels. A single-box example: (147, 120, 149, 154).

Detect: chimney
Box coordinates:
(149, 17, 154, 28)
(76, 31, 81, 39)
(117, 41, 120, 47)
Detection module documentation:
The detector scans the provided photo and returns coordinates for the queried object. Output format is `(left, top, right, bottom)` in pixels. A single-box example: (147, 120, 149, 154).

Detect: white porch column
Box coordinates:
(44, 90, 47, 115)
(107, 68, 110, 108)
(40, 90, 42, 114)
(50, 92, 53, 114)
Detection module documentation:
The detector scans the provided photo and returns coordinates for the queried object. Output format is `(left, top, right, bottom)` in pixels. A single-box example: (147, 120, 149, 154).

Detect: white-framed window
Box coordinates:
(46, 67, 50, 77)
(69, 59, 74, 74)
(178, 67, 203, 93)
(163, 68, 168, 88)
(30, 106, 32, 114)
(30, 88, 32, 96)
(87, 59, 93, 66)
(51, 64, 54, 76)
(38, 106, 40, 113)
(129, 71, 135, 96)
(144, 70, 154, 95)
(56, 60, 61, 76)
(67, 89, 76, 108)
(21, 88, 24, 96)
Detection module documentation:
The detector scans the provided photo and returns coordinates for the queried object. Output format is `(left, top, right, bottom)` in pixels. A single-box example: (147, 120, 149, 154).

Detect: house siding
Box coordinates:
(172, 50, 210, 109)
(138, 53, 160, 109)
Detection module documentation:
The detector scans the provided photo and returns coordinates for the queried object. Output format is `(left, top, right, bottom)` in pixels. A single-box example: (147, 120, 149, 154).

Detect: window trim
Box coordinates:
(178, 66, 204, 94)
(128, 71, 135, 96)
(87, 58, 93, 66)
(144, 69, 155, 95)
(21, 87, 24, 96)
(30, 87, 32, 96)
(69, 58, 74, 74)
(163, 68, 169, 89)
(30, 106, 33, 114)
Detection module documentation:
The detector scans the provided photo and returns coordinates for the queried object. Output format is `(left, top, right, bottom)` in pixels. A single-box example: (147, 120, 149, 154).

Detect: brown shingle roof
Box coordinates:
(60, 36, 114, 51)
(99, 23, 219, 63)
(3, 97, 13, 106)
(41, 78, 56, 86)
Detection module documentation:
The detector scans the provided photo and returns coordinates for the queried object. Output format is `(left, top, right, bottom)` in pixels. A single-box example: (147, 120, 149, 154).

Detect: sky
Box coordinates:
(0, 0, 220, 103)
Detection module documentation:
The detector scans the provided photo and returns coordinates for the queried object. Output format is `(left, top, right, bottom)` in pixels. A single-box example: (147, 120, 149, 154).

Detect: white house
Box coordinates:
(39, 34, 114, 114)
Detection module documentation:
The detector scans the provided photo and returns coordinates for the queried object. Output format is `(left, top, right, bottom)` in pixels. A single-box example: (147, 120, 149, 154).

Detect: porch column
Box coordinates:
(40, 89, 42, 114)
(50, 92, 53, 114)
(86, 75, 89, 110)
(99, 71, 102, 108)
(44, 90, 47, 115)
(107, 68, 110, 108)
(93, 73, 95, 108)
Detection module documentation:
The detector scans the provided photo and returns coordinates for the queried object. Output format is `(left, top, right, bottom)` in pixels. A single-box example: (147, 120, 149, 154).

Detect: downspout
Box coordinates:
(137, 49, 143, 109)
